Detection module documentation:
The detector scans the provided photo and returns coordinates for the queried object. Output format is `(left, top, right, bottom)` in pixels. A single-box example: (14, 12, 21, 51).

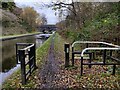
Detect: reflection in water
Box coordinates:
(2, 36, 36, 72)
(36, 38, 46, 48)
(0, 35, 46, 85)
(2, 55, 16, 72)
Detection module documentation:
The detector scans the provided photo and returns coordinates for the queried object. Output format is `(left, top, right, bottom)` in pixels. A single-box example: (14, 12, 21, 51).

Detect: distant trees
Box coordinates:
(2, 2, 16, 12)
(41, 14, 47, 25)
(53, 2, 119, 29)
(53, 1, 119, 45)
(20, 7, 47, 32)
(1, 1, 47, 33)
(35, 14, 47, 26)
(52, 1, 95, 29)
(20, 7, 39, 29)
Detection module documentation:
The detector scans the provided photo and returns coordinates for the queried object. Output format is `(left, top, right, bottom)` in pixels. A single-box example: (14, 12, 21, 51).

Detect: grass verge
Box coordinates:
(54, 33, 66, 56)
(0, 32, 41, 39)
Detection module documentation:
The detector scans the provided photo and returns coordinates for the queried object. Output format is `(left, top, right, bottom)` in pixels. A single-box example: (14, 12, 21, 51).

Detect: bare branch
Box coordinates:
(54, 2, 73, 6)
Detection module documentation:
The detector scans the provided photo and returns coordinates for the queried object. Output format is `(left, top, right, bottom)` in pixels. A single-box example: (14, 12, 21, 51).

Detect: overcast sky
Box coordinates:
(14, 0, 119, 24)
(14, 0, 60, 24)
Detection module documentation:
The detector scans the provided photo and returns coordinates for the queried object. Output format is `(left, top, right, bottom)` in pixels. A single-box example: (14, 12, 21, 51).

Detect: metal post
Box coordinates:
(86, 43, 88, 48)
(92, 52, 95, 60)
(103, 50, 106, 64)
(117, 51, 120, 59)
(64, 44, 70, 67)
(18, 50, 26, 85)
(112, 65, 116, 75)
(88, 53, 92, 68)
(72, 47, 74, 66)
(86, 44, 89, 53)
(110, 50, 113, 56)
(16, 43, 18, 64)
(81, 57, 83, 76)
(33, 44, 37, 69)
(28, 48, 32, 75)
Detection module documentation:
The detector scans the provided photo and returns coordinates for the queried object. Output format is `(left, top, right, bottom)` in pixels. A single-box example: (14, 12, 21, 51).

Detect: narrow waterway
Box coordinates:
(0, 35, 47, 85)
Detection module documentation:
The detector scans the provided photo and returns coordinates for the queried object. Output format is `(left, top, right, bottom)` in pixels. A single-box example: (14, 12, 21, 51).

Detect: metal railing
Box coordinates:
(16, 43, 37, 85)
(72, 41, 120, 48)
(71, 41, 120, 76)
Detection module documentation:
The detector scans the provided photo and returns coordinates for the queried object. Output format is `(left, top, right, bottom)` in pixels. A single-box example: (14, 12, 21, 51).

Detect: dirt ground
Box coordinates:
(37, 36, 62, 88)
(36, 36, 120, 89)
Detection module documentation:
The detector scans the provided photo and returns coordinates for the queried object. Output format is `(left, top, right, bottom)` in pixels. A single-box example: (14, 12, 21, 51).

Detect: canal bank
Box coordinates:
(2, 33, 54, 88)
(0, 32, 46, 87)
(1, 32, 45, 73)
(0, 32, 41, 41)
(2, 33, 120, 89)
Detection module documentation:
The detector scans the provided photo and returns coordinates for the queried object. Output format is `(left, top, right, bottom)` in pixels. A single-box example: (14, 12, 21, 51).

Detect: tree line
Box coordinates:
(1, 1, 47, 32)
(51, 1, 120, 45)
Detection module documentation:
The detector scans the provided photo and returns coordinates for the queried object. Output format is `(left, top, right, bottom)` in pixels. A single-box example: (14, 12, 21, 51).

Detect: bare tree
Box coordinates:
(41, 14, 47, 25)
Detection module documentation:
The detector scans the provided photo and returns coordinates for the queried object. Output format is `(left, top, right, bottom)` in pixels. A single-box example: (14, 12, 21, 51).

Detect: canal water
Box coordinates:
(0, 35, 47, 85)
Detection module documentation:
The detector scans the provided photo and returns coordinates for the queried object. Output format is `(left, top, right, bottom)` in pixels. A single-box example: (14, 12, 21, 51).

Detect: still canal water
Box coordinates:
(0, 35, 46, 84)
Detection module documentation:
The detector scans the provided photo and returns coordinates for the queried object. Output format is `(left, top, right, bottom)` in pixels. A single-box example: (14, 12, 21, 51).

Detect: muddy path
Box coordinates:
(37, 35, 62, 88)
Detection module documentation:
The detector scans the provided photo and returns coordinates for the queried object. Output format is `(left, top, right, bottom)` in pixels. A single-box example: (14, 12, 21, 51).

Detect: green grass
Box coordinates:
(36, 33, 53, 67)
(2, 33, 53, 89)
(0, 32, 41, 39)
(54, 33, 66, 54)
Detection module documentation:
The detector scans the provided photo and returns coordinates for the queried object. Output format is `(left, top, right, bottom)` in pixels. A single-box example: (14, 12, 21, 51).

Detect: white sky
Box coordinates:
(14, 0, 60, 24)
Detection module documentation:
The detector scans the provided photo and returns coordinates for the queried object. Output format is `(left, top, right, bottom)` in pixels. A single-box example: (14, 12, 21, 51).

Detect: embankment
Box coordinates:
(2, 33, 54, 88)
